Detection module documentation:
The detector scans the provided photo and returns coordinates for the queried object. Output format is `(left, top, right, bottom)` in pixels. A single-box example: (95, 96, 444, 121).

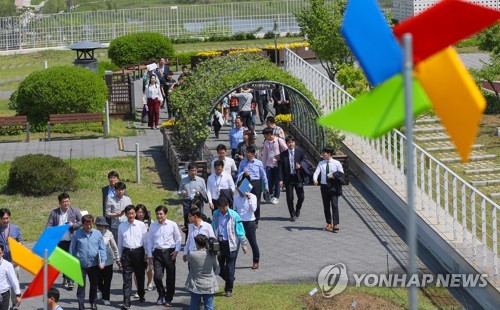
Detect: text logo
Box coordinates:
(317, 263, 348, 298)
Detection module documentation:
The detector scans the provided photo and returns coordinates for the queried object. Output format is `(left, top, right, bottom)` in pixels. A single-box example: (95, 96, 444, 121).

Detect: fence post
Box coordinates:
(136, 143, 141, 184)
(105, 100, 110, 137)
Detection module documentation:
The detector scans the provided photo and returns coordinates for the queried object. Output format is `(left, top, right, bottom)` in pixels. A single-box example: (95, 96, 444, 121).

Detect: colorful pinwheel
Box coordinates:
(318, 0, 500, 162)
(8, 224, 83, 298)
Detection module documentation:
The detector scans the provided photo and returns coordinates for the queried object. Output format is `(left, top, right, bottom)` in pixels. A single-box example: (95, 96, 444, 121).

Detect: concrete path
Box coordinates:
(7, 89, 438, 309)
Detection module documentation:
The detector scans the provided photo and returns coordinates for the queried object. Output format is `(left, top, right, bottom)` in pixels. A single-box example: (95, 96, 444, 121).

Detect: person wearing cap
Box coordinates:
(95, 216, 120, 306)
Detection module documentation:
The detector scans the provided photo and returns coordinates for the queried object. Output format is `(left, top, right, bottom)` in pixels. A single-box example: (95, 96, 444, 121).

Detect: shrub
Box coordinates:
(484, 92, 500, 114)
(171, 36, 204, 44)
(208, 34, 231, 42)
(108, 32, 175, 67)
(231, 32, 247, 41)
(97, 61, 120, 77)
(275, 114, 292, 126)
(174, 51, 199, 66)
(7, 154, 78, 196)
(264, 31, 276, 39)
(14, 66, 108, 130)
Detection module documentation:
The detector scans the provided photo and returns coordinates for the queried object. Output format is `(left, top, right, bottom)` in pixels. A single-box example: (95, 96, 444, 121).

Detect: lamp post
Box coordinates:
(273, 20, 278, 65)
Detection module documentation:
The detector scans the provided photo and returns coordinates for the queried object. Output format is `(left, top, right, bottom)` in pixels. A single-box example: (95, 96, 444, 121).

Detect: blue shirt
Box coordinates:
(217, 212, 229, 241)
(229, 127, 244, 149)
(0, 223, 22, 263)
(237, 158, 268, 190)
(70, 228, 107, 268)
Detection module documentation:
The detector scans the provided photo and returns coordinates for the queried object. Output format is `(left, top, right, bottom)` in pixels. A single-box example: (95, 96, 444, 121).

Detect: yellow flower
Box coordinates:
(228, 48, 263, 54)
(195, 51, 221, 57)
(263, 42, 310, 50)
(160, 119, 176, 127)
(275, 114, 293, 126)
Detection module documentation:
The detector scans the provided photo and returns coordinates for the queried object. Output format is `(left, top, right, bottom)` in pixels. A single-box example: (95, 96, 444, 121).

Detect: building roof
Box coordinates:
(66, 41, 106, 50)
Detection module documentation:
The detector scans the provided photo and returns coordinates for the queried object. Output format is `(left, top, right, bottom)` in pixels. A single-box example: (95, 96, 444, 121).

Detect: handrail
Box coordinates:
(284, 47, 499, 279)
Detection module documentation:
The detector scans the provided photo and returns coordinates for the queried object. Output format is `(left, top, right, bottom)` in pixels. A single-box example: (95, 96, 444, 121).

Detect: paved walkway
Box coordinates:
(9, 95, 438, 309)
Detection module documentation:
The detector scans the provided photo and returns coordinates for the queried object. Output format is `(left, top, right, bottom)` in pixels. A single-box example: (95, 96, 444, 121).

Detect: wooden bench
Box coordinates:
(47, 113, 105, 141)
(0, 116, 30, 142)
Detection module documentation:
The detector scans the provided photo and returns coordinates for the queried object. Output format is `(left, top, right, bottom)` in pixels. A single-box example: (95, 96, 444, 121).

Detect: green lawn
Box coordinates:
(214, 283, 460, 309)
(0, 156, 180, 242)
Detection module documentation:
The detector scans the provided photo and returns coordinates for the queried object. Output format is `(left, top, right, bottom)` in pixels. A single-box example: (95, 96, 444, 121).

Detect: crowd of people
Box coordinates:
(0, 64, 346, 310)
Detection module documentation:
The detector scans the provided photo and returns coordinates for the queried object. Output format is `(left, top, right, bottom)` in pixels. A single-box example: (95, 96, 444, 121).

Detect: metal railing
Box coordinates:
(0, 0, 323, 51)
(284, 48, 500, 280)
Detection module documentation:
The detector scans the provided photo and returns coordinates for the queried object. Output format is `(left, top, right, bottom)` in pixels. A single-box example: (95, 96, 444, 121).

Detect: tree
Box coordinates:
(471, 25, 500, 110)
(0, 0, 17, 17)
(336, 64, 369, 97)
(295, 0, 354, 82)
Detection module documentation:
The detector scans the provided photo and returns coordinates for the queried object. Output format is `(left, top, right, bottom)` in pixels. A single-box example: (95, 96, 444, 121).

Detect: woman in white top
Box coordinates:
(144, 74, 164, 129)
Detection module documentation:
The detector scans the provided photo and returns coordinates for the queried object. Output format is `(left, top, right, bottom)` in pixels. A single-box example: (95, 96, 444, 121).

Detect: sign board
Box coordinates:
(246, 82, 277, 90)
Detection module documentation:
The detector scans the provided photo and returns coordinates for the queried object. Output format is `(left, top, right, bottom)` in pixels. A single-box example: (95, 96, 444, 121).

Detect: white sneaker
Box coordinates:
(103, 300, 111, 306)
(271, 197, 279, 204)
(97, 291, 102, 300)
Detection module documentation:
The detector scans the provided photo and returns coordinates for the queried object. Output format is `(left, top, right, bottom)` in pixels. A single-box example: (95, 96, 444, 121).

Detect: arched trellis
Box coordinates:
(209, 81, 325, 151)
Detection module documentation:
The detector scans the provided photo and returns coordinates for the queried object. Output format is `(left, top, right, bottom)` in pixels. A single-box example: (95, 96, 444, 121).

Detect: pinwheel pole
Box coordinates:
(402, 33, 417, 310)
(43, 249, 48, 310)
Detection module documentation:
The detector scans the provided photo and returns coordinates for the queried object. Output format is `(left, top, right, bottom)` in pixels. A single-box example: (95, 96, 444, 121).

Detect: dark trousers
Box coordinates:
(266, 166, 280, 199)
(285, 178, 304, 218)
(58, 240, 72, 284)
(239, 110, 253, 131)
(98, 264, 114, 301)
(242, 221, 259, 263)
(250, 180, 262, 224)
(213, 120, 222, 138)
(122, 248, 146, 306)
(0, 290, 10, 310)
(153, 248, 176, 302)
(320, 185, 339, 225)
(147, 98, 161, 127)
(77, 265, 99, 310)
(218, 241, 238, 293)
(258, 95, 269, 123)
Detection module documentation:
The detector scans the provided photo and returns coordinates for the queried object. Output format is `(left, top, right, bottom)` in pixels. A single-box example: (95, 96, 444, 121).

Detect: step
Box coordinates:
(413, 125, 445, 134)
(415, 117, 440, 124)
(471, 179, 500, 187)
(420, 141, 483, 152)
(414, 133, 449, 142)
(464, 167, 500, 174)
(491, 193, 500, 199)
(434, 151, 497, 163)
(450, 160, 499, 172)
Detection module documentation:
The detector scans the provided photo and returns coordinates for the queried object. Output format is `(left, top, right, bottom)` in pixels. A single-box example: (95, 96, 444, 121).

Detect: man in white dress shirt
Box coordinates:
(233, 184, 259, 270)
(147, 206, 181, 307)
(0, 244, 21, 310)
(183, 206, 215, 262)
(313, 147, 344, 232)
(207, 160, 235, 213)
(118, 205, 147, 309)
(211, 144, 237, 177)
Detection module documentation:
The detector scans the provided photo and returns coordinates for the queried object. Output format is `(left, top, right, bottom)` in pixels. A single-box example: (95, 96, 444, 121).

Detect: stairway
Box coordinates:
(413, 116, 500, 204)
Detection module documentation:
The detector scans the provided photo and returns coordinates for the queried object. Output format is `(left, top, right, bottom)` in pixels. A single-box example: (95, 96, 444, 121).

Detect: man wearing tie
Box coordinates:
(237, 146, 268, 227)
(313, 147, 344, 232)
(279, 136, 309, 222)
(118, 205, 148, 309)
(207, 160, 235, 213)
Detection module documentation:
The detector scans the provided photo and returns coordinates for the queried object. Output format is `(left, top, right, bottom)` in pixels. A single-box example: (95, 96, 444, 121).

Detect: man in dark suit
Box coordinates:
(279, 136, 309, 221)
(102, 171, 120, 225)
(271, 85, 290, 115)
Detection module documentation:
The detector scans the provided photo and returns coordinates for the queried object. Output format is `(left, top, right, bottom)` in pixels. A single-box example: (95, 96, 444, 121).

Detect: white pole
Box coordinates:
(135, 143, 140, 184)
(44, 61, 48, 69)
(105, 100, 110, 136)
(43, 249, 48, 310)
(403, 33, 417, 310)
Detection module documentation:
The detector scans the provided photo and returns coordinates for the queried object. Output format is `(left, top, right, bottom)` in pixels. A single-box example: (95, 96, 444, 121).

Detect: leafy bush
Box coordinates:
(174, 51, 199, 66)
(264, 31, 276, 39)
(97, 61, 120, 77)
(169, 53, 331, 161)
(231, 32, 247, 41)
(14, 66, 108, 130)
(171, 36, 204, 44)
(484, 92, 500, 114)
(208, 34, 232, 42)
(275, 114, 292, 126)
(7, 154, 78, 196)
(108, 32, 175, 67)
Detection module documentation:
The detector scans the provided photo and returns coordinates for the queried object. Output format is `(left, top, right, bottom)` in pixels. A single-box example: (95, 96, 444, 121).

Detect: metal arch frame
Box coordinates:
(209, 80, 326, 150)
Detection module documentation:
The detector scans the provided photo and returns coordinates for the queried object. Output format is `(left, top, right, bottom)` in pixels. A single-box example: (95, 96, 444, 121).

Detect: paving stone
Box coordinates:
(420, 141, 482, 152)
(414, 133, 449, 142)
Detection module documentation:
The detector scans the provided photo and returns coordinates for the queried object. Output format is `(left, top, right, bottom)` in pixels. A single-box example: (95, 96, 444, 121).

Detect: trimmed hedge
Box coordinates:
(14, 66, 108, 130)
(169, 53, 332, 160)
(108, 32, 175, 67)
(7, 154, 78, 196)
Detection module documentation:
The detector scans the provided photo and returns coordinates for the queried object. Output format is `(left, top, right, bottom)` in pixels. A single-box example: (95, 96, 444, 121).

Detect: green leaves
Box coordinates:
(15, 66, 108, 130)
(108, 33, 175, 67)
(170, 53, 319, 161)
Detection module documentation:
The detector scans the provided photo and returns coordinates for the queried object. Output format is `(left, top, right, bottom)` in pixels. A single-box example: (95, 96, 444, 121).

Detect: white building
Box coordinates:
(393, 0, 500, 21)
